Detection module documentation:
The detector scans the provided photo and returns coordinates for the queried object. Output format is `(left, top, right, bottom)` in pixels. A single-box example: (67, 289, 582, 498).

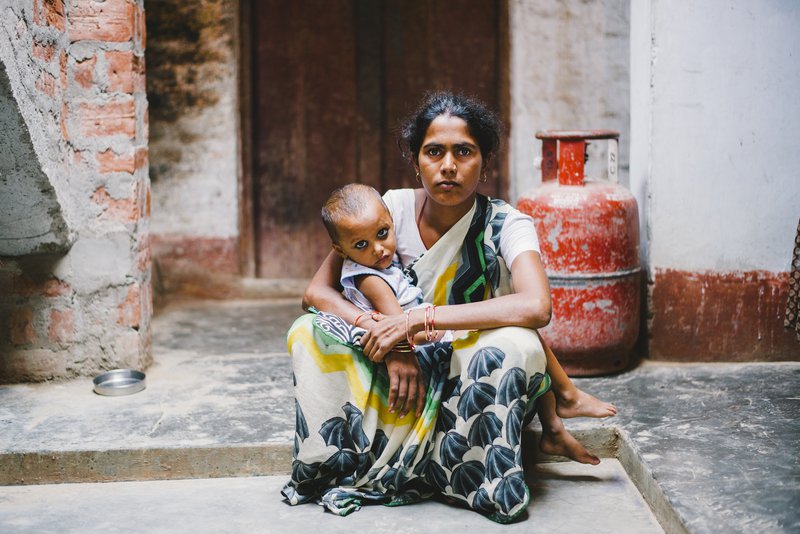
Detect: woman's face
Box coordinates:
(416, 114, 484, 212)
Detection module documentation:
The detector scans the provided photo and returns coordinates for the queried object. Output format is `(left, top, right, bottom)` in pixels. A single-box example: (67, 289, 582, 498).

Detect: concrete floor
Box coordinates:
(1, 299, 798, 533)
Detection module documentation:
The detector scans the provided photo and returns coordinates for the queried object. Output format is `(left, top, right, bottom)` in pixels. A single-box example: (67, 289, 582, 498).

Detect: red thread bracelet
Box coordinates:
(404, 309, 416, 349)
(353, 311, 369, 327)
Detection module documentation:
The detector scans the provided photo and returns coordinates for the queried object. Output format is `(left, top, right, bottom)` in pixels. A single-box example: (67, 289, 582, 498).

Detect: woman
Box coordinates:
(283, 92, 614, 523)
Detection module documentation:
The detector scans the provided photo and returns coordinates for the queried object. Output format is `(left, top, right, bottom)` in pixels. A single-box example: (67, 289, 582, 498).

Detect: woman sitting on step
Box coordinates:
(282, 91, 615, 523)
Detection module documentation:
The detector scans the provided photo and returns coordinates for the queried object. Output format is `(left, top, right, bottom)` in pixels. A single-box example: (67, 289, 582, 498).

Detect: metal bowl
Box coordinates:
(93, 369, 146, 396)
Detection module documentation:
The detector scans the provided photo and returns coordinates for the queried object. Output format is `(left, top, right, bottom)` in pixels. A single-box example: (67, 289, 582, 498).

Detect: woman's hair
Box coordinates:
(399, 91, 502, 165)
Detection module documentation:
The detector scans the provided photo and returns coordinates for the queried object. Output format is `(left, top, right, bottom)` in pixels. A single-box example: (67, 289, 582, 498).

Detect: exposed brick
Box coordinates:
(134, 146, 148, 170)
(145, 181, 151, 217)
(76, 98, 136, 138)
(73, 55, 97, 89)
(59, 50, 67, 90)
(4, 273, 71, 298)
(35, 72, 56, 97)
(96, 149, 135, 173)
(118, 283, 141, 328)
(105, 50, 135, 93)
(10, 308, 36, 345)
(48, 308, 74, 343)
(137, 233, 151, 272)
(134, 1, 146, 49)
(91, 185, 138, 222)
(60, 100, 69, 139)
(69, 0, 134, 43)
(34, 0, 66, 31)
(0, 349, 66, 382)
(43, 278, 71, 297)
(32, 40, 56, 62)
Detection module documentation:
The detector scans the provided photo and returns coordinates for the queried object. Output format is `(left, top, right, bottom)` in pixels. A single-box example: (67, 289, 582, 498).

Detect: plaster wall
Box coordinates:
(633, 0, 800, 273)
(630, 0, 799, 360)
(146, 1, 239, 239)
(509, 0, 630, 203)
(145, 0, 241, 297)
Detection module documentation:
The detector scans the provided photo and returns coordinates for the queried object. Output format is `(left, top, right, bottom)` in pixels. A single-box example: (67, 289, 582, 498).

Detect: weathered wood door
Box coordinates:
(252, 0, 507, 278)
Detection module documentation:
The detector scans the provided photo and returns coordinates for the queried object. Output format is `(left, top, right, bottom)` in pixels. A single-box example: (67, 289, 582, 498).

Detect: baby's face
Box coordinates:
(333, 199, 397, 270)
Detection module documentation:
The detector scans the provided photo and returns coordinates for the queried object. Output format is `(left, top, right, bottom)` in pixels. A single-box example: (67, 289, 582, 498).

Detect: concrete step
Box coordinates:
(0, 461, 663, 534)
(0, 298, 616, 485)
(1, 299, 797, 533)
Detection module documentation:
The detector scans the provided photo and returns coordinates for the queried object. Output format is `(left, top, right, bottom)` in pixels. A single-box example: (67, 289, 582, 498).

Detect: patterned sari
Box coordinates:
(282, 195, 551, 523)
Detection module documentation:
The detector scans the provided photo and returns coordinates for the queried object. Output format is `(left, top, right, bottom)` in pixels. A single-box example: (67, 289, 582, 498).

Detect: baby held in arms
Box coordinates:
(320, 183, 604, 465)
(321, 183, 463, 351)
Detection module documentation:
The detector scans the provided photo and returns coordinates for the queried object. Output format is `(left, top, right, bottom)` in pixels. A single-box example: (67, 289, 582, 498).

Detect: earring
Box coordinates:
(415, 171, 421, 182)
(480, 171, 488, 183)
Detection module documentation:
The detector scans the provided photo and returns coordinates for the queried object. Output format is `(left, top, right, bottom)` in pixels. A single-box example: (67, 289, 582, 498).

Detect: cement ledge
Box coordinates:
(0, 424, 684, 533)
(0, 443, 292, 486)
(1, 426, 616, 486)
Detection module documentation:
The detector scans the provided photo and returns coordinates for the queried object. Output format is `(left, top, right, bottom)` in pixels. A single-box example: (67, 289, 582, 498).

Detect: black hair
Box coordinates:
(321, 183, 386, 243)
(399, 91, 502, 165)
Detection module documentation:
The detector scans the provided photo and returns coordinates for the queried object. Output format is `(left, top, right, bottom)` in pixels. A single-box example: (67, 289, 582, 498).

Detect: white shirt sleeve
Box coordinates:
(498, 208, 540, 268)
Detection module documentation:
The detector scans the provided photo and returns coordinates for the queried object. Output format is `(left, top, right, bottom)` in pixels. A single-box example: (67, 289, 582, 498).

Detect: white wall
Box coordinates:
(631, 0, 800, 274)
(510, 0, 630, 203)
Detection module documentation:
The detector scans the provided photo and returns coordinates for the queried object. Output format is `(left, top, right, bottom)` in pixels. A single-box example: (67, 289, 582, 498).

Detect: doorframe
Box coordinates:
(497, 0, 511, 200)
(237, 0, 256, 277)
(236, 0, 510, 278)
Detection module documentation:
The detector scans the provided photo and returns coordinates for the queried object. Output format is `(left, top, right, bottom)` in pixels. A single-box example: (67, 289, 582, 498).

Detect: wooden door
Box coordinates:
(251, 0, 507, 278)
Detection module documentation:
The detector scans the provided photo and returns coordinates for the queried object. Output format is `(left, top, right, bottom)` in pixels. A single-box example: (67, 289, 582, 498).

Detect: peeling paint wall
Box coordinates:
(509, 0, 630, 203)
(145, 0, 240, 297)
(631, 0, 800, 360)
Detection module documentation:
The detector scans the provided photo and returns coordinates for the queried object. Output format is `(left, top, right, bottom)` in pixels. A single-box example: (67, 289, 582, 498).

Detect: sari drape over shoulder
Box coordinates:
(282, 195, 550, 523)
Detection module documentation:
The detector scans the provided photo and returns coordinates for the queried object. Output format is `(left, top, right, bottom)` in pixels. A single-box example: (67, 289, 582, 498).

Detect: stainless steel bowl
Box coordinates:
(93, 369, 146, 396)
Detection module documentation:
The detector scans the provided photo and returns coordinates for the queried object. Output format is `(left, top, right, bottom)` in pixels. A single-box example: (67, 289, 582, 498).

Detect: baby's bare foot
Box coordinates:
(556, 388, 617, 419)
(539, 428, 600, 465)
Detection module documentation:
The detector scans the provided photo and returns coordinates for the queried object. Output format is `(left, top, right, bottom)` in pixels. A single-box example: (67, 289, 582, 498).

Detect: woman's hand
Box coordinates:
(359, 312, 410, 363)
(384, 351, 426, 418)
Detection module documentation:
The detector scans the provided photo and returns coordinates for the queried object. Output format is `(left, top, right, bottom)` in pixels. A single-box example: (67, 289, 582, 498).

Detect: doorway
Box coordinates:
(249, 0, 508, 278)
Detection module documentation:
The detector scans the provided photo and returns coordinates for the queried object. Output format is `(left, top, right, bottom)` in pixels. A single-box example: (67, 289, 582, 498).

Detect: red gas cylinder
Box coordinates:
(517, 130, 641, 376)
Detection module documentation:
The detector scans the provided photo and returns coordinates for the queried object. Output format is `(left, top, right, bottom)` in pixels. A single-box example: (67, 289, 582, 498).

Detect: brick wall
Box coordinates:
(0, 0, 151, 382)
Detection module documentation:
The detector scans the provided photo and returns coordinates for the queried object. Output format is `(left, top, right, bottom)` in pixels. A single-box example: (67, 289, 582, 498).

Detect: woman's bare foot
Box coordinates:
(556, 387, 617, 419)
(536, 390, 600, 465)
(539, 427, 600, 465)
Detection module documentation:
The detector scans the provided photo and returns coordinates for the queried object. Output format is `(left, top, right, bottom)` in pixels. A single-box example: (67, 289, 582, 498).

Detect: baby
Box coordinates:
(322, 183, 455, 346)
(320, 183, 603, 465)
